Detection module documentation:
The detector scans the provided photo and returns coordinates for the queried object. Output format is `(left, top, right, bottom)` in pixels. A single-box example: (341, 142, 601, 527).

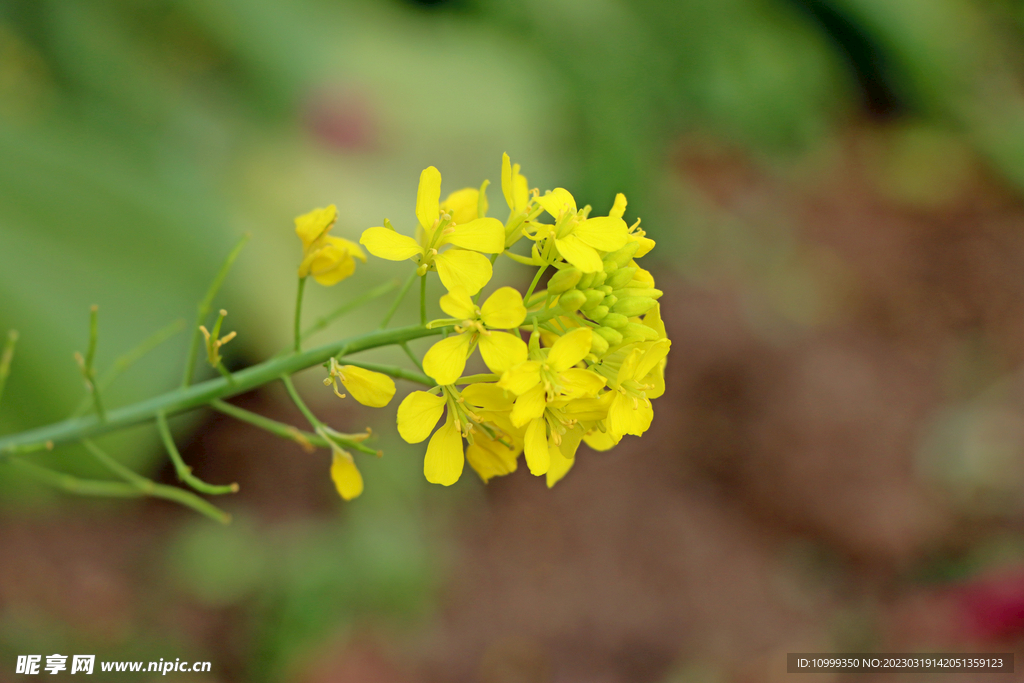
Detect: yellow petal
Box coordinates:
(326, 236, 366, 262)
(547, 327, 592, 372)
(439, 287, 477, 320)
(574, 216, 628, 252)
(554, 235, 603, 273)
(510, 383, 546, 428)
(480, 287, 527, 329)
(501, 152, 514, 210)
(630, 233, 656, 258)
(607, 392, 653, 437)
(636, 338, 671, 379)
(513, 171, 529, 212)
(330, 450, 363, 500)
(537, 188, 577, 219)
(479, 331, 528, 375)
(583, 429, 620, 451)
(307, 245, 357, 286)
(564, 394, 612, 422)
(440, 187, 480, 225)
(461, 382, 514, 411)
(546, 444, 575, 488)
(396, 391, 445, 443)
(559, 368, 606, 397)
(446, 217, 505, 253)
(434, 249, 492, 295)
(416, 166, 442, 231)
(608, 193, 627, 220)
(338, 365, 396, 408)
(424, 415, 464, 486)
(466, 437, 518, 483)
(295, 205, 337, 250)
(360, 227, 422, 261)
(498, 360, 541, 396)
(422, 332, 473, 386)
(616, 348, 644, 385)
(523, 418, 550, 475)
(642, 303, 666, 339)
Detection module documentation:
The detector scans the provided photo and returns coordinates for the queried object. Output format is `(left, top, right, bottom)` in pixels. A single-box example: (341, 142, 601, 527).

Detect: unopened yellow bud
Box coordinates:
(594, 326, 623, 345)
(558, 289, 587, 313)
(605, 267, 636, 290)
(547, 267, 582, 293)
(612, 297, 658, 317)
(602, 313, 629, 329)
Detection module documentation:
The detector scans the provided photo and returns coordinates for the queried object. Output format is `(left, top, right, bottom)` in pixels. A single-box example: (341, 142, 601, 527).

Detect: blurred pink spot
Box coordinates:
(303, 87, 378, 152)
(958, 569, 1024, 641)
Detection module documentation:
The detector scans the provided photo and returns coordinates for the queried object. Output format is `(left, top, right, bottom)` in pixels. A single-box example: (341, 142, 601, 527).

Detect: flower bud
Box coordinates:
(605, 267, 636, 290)
(589, 332, 609, 356)
(612, 297, 657, 317)
(547, 267, 582, 293)
(602, 294, 618, 308)
(594, 326, 623, 345)
(592, 270, 607, 286)
(577, 272, 597, 290)
(602, 258, 618, 274)
(558, 289, 587, 313)
(597, 284, 613, 295)
(613, 287, 663, 300)
(620, 322, 659, 342)
(580, 289, 605, 310)
(602, 313, 629, 329)
(589, 305, 609, 321)
(605, 242, 640, 269)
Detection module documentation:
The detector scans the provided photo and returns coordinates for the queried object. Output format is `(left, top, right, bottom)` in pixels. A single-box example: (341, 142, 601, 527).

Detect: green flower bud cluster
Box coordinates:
(549, 241, 662, 355)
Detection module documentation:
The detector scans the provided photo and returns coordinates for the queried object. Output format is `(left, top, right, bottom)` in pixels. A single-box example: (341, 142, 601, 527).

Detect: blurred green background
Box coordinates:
(6, 0, 1024, 681)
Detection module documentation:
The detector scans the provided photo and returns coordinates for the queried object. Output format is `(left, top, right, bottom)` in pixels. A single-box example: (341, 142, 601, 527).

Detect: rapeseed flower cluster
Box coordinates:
(295, 154, 669, 499)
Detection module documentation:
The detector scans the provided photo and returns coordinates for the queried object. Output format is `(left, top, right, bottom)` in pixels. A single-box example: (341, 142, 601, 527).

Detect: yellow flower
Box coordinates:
(421, 286, 528, 386)
(499, 327, 606, 428)
(532, 188, 630, 273)
(605, 339, 670, 438)
(498, 328, 606, 475)
(330, 448, 364, 500)
(295, 205, 367, 286)
(359, 167, 505, 294)
(466, 433, 519, 483)
(396, 390, 465, 486)
(324, 359, 396, 407)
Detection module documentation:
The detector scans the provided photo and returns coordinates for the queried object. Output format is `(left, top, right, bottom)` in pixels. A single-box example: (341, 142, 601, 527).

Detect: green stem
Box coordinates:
(399, 342, 424, 373)
(156, 412, 237, 495)
(420, 274, 427, 325)
(210, 399, 330, 451)
(337, 358, 433, 387)
(182, 233, 250, 387)
(0, 330, 18, 415)
(71, 319, 186, 418)
(302, 279, 399, 341)
(524, 264, 548, 302)
(294, 276, 307, 353)
(280, 374, 321, 428)
(454, 373, 498, 384)
(9, 458, 147, 498)
(0, 324, 445, 455)
(82, 439, 229, 523)
(379, 270, 418, 329)
(82, 306, 106, 422)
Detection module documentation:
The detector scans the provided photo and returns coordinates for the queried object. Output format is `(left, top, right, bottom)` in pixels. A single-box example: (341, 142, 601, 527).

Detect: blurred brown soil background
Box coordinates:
(6, 124, 1024, 683)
